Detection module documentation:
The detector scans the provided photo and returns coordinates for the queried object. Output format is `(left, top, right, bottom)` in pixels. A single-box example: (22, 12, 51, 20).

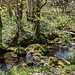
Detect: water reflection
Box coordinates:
(47, 45, 74, 59)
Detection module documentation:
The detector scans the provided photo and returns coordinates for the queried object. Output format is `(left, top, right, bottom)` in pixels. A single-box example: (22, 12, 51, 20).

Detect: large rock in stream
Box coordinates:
(25, 44, 47, 66)
(48, 57, 71, 68)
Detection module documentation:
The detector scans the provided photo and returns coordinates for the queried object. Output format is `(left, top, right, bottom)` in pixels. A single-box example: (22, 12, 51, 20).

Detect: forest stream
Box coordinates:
(0, 43, 75, 72)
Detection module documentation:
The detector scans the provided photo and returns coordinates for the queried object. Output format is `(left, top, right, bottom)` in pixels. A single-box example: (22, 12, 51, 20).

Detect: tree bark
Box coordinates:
(0, 13, 3, 46)
(0, 13, 3, 27)
(35, 4, 40, 36)
(35, 0, 47, 36)
(13, 0, 21, 46)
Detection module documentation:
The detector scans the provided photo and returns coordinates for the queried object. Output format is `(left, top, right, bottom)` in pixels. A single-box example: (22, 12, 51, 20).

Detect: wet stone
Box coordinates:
(1, 63, 15, 72)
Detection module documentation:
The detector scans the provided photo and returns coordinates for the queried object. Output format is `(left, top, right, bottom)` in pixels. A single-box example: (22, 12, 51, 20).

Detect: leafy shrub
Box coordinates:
(63, 65, 75, 72)
(56, 15, 72, 30)
(68, 50, 75, 64)
(60, 34, 70, 42)
(39, 35, 46, 43)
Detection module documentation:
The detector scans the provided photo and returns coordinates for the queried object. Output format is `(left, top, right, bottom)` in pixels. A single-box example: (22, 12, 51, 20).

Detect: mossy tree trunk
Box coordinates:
(0, 13, 3, 46)
(13, 0, 23, 46)
(0, 13, 3, 27)
(35, 0, 47, 36)
(35, 2, 40, 36)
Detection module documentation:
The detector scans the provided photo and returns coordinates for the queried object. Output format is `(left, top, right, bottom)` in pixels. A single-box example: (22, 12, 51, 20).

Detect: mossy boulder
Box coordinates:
(41, 60, 45, 64)
(28, 50, 35, 55)
(58, 60, 65, 68)
(33, 56, 40, 62)
(54, 38, 60, 42)
(25, 44, 47, 56)
(48, 57, 58, 66)
(27, 61, 34, 66)
(59, 58, 71, 65)
(26, 44, 46, 52)
(34, 53, 42, 57)
(22, 63, 27, 67)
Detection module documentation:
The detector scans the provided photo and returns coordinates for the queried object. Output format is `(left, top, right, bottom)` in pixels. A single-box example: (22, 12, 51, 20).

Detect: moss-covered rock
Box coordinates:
(25, 44, 47, 57)
(26, 44, 46, 52)
(33, 56, 40, 62)
(59, 58, 71, 65)
(44, 63, 49, 66)
(54, 38, 60, 42)
(34, 53, 42, 57)
(72, 37, 75, 41)
(48, 57, 58, 66)
(28, 50, 35, 55)
(22, 63, 27, 67)
(27, 61, 34, 66)
(41, 60, 45, 64)
(47, 39, 54, 44)
(58, 60, 65, 68)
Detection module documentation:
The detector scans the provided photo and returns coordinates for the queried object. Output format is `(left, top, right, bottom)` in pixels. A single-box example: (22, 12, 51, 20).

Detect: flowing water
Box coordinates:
(0, 43, 75, 72)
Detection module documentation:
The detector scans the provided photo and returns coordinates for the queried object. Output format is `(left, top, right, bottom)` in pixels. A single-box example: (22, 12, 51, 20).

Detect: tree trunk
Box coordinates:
(0, 13, 3, 46)
(35, 9, 40, 36)
(13, 0, 21, 46)
(0, 13, 3, 27)
(35, 1, 40, 36)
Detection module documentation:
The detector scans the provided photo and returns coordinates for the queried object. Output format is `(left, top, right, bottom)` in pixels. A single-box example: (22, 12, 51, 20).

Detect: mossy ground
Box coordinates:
(0, 65, 75, 75)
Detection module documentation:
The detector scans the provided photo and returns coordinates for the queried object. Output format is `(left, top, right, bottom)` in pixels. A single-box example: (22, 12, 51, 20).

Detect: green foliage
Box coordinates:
(56, 15, 72, 30)
(68, 50, 75, 64)
(63, 65, 75, 72)
(60, 34, 71, 42)
(40, 66, 51, 72)
(39, 35, 46, 43)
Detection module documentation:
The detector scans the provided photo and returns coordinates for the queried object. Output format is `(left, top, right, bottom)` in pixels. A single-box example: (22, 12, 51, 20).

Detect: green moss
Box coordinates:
(15, 47, 26, 56)
(27, 61, 34, 66)
(44, 63, 49, 66)
(58, 60, 65, 68)
(48, 57, 58, 66)
(22, 63, 27, 67)
(33, 56, 40, 62)
(34, 53, 42, 57)
(60, 58, 71, 65)
(28, 50, 35, 54)
(26, 44, 46, 52)
(54, 38, 60, 42)
(41, 60, 45, 64)
(72, 37, 75, 41)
